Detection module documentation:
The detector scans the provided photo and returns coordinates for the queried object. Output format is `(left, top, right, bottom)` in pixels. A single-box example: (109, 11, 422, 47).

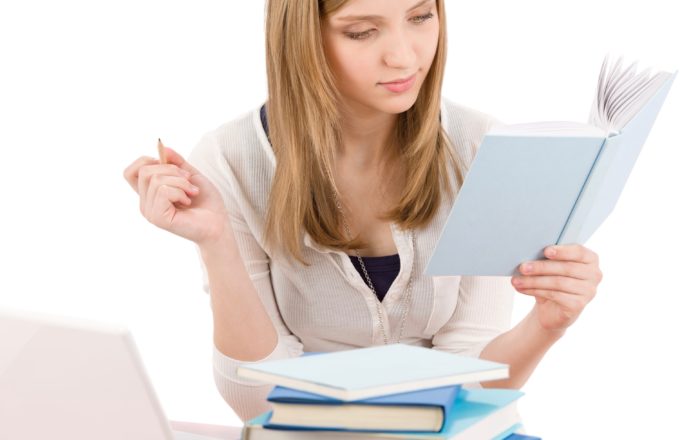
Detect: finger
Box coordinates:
(138, 164, 193, 201)
(512, 275, 593, 296)
(123, 156, 158, 193)
(151, 185, 192, 226)
(150, 175, 200, 199)
(517, 289, 586, 317)
(518, 259, 592, 280)
(544, 244, 598, 264)
(143, 175, 196, 217)
(515, 288, 573, 309)
(143, 183, 193, 224)
(163, 146, 201, 176)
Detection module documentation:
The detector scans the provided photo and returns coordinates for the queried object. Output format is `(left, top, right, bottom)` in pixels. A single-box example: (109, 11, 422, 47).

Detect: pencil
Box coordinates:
(157, 138, 167, 164)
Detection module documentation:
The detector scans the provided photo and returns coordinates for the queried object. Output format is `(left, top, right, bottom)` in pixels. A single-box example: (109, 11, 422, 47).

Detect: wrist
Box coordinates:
(197, 219, 238, 260)
(528, 305, 567, 341)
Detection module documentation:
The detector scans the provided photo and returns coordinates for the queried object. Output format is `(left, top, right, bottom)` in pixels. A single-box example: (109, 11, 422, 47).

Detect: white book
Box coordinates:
(237, 344, 508, 401)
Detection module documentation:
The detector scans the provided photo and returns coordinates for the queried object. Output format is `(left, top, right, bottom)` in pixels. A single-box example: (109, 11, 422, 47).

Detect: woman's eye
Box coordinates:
(344, 11, 434, 41)
(346, 30, 373, 40)
(411, 11, 434, 24)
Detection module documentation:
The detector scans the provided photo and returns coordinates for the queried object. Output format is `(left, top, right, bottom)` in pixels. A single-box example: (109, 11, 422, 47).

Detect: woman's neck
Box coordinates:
(336, 104, 399, 172)
(333, 110, 404, 206)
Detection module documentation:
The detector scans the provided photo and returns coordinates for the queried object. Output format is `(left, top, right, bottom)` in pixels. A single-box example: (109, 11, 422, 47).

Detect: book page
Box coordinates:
(488, 121, 606, 137)
(588, 55, 673, 133)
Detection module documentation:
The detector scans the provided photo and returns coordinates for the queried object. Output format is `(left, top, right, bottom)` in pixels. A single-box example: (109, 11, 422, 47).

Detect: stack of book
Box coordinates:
(236, 344, 541, 439)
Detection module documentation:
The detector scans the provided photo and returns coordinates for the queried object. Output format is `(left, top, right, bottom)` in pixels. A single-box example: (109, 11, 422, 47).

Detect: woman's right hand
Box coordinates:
(123, 146, 231, 247)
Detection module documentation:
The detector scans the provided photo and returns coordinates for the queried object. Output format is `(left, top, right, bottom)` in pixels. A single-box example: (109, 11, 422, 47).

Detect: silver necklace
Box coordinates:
(329, 184, 415, 345)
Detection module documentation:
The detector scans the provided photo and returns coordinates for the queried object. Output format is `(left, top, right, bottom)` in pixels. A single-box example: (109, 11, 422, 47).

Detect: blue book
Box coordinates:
(263, 384, 460, 432)
(494, 424, 527, 440)
(241, 388, 524, 440)
(236, 343, 508, 401)
(425, 56, 677, 276)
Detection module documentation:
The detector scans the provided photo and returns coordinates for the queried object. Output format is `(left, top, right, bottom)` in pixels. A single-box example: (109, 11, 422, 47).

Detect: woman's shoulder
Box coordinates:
(187, 103, 274, 205)
(441, 97, 503, 138)
(187, 98, 503, 172)
(189, 103, 273, 167)
(440, 97, 503, 158)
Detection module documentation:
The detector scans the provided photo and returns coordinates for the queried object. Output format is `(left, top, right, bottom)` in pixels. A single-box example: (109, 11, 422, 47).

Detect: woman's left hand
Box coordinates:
(512, 244, 603, 333)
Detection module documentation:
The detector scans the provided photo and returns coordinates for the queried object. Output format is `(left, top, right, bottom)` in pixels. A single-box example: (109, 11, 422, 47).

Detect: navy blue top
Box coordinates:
(259, 104, 400, 301)
(348, 254, 400, 302)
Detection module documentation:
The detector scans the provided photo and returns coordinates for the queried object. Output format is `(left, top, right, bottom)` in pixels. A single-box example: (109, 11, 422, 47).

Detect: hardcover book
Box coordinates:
(237, 344, 508, 401)
(425, 55, 677, 276)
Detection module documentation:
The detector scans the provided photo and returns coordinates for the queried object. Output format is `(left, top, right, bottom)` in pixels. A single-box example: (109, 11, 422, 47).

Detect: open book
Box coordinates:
(425, 55, 677, 276)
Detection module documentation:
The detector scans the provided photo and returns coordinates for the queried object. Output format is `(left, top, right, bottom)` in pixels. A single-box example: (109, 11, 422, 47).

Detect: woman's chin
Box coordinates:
(377, 93, 419, 114)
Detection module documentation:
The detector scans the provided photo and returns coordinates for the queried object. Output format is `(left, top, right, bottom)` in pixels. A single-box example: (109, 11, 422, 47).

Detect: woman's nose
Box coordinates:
(382, 30, 417, 68)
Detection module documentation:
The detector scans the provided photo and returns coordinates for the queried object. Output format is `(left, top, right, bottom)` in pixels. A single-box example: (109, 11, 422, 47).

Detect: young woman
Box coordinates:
(123, 0, 603, 422)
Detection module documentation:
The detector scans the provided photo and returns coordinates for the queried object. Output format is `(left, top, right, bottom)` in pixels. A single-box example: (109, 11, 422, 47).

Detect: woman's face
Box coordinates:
(321, 0, 439, 116)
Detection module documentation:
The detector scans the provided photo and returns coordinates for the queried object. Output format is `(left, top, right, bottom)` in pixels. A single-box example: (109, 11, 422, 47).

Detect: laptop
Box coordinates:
(0, 307, 237, 440)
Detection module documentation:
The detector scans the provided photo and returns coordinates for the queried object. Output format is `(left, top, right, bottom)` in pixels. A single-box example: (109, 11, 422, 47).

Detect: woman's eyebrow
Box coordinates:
(336, 0, 434, 22)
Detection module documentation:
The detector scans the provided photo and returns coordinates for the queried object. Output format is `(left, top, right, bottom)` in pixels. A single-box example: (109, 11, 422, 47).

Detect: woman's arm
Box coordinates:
(199, 225, 279, 361)
(481, 243, 602, 389)
(188, 132, 304, 422)
(430, 275, 515, 384)
(479, 305, 564, 389)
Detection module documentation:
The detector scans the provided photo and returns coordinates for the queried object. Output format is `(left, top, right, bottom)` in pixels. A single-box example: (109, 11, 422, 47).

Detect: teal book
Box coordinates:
(241, 388, 524, 440)
(236, 343, 508, 401)
(502, 434, 542, 440)
(425, 55, 677, 276)
(496, 425, 532, 440)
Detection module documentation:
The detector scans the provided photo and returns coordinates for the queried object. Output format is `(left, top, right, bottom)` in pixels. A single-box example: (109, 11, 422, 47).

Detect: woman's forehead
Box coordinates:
(325, 0, 435, 22)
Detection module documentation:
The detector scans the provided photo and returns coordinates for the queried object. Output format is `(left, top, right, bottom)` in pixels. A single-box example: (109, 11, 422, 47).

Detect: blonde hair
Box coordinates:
(263, 0, 466, 265)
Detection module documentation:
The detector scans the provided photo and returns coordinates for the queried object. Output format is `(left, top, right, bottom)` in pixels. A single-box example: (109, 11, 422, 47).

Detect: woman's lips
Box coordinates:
(380, 74, 416, 93)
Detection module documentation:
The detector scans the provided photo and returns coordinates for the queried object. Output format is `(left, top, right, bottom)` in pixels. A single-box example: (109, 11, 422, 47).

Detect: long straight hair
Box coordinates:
(263, 0, 466, 266)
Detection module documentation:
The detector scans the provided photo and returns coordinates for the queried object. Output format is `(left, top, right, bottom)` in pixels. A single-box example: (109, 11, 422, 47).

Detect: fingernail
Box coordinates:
(546, 247, 557, 257)
(190, 185, 199, 192)
(522, 263, 533, 273)
(181, 170, 191, 177)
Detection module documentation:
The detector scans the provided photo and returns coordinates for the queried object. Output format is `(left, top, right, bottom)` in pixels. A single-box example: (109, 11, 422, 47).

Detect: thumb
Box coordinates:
(164, 146, 200, 175)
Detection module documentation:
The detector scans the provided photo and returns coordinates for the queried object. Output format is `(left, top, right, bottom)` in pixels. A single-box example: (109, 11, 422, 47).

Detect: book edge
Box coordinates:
(557, 135, 609, 244)
(238, 367, 508, 401)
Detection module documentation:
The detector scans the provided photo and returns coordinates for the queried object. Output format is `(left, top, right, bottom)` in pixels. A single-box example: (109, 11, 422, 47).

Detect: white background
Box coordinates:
(1, 0, 678, 438)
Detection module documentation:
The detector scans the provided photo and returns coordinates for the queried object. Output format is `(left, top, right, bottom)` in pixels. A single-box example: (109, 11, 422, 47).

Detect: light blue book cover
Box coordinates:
(242, 389, 524, 439)
(425, 59, 676, 276)
(237, 343, 508, 401)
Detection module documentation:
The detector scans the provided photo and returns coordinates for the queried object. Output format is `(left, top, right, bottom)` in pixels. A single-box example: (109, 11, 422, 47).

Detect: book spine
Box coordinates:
(557, 135, 617, 245)
(560, 71, 677, 245)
